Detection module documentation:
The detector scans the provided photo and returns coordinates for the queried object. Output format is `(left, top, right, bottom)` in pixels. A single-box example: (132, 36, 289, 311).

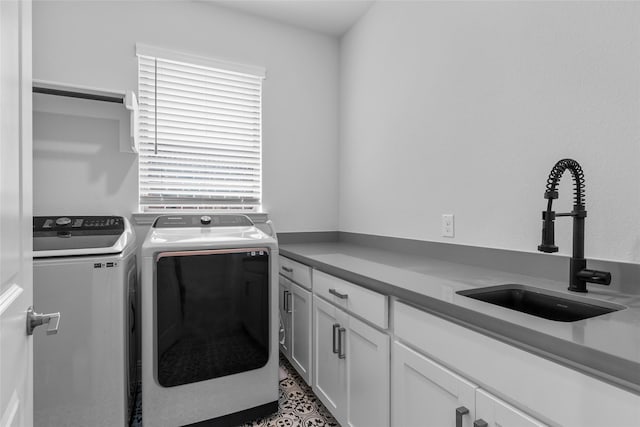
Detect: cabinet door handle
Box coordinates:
(338, 327, 346, 359)
(281, 266, 293, 273)
(474, 420, 488, 427)
(329, 288, 348, 299)
(283, 290, 290, 312)
(286, 291, 292, 314)
(332, 323, 340, 354)
(456, 406, 469, 427)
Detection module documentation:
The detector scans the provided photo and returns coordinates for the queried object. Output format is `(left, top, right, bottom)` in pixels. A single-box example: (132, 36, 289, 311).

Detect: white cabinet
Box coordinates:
(279, 275, 313, 385)
(313, 295, 390, 427)
(314, 270, 388, 328)
(290, 282, 312, 383)
(392, 341, 546, 427)
(393, 301, 640, 427)
(279, 275, 291, 356)
(279, 256, 312, 289)
(392, 341, 476, 427)
(475, 389, 547, 427)
(278, 256, 640, 427)
(313, 295, 346, 416)
(346, 312, 390, 427)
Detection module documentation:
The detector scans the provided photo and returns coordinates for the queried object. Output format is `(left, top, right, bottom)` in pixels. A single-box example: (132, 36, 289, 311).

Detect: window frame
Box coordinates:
(135, 44, 266, 213)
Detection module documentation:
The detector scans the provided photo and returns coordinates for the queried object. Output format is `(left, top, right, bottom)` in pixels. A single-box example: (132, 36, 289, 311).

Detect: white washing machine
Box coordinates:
(141, 214, 279, 427)
(33, 215, 137, 427)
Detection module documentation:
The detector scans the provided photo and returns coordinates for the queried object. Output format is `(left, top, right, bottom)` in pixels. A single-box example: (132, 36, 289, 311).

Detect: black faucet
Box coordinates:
(537, 158, 611, 293)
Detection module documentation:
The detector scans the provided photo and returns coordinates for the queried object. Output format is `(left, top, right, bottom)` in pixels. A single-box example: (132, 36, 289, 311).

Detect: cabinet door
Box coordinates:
(290, 282, 312, 385)
(392, 341, 477, 427)
(278, 276, 291, 357)
(475, 389, 547, 427)
(346, 316, 390, 427)
(313, 295, 347, 419)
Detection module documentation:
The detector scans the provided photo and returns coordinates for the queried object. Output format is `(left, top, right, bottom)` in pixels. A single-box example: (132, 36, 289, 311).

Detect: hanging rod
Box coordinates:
(33, 86, 123, 103)
(32, 80, 126, 104)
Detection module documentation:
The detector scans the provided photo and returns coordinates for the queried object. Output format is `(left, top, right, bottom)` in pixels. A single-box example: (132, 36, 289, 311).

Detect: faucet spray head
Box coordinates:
(538, 210, 559, 253)
(538, 190, 559, 253)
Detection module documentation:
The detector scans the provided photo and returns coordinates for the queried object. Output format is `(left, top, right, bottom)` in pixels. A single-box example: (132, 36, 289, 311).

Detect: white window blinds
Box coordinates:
(137, 50, 264, 212)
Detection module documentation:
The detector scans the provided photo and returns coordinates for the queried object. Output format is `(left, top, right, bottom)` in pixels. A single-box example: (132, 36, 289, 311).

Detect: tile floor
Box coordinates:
(130, 354, 339, 427)
(241, 355, 339, 427)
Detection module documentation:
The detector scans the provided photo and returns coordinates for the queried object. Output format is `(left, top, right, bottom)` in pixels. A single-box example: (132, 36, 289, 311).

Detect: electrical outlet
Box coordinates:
(442, 214, 454, 237)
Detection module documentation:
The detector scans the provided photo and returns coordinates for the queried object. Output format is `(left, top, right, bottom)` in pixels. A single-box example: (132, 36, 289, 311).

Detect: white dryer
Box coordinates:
(33, 215, 137, 427)
(141, 214, 279, 427)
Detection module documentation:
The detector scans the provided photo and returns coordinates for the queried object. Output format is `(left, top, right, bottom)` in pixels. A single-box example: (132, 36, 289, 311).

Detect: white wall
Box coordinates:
(32, 0, 339, 232)
(339, 1, 640, 263)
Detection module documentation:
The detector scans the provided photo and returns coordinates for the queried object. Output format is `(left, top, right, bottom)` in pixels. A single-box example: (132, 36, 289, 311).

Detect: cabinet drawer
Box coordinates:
(313, 270, 388, 329)
(279, 256, 312, 290)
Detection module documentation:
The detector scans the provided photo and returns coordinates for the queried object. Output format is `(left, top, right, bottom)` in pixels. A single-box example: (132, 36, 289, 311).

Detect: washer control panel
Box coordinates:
(34, 216, 125, 235)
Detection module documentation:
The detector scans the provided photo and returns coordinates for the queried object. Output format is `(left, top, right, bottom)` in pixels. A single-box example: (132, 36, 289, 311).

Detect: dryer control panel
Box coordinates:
(153, 214, 254, 228)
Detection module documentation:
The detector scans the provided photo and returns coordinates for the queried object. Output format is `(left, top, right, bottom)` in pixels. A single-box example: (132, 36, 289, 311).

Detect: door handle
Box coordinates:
(332, 323, 340, 354)
(26, 306, 60, 336)
(283, 290, 289, 312)
(329, 288, 348, 299)
(338, 327, 346, 359)
(474, 420, 488, 427)
(456, 406, 469, 427)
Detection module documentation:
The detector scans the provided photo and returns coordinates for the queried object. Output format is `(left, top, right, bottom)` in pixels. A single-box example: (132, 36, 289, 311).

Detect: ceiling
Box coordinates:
(206, 0, 375, 37)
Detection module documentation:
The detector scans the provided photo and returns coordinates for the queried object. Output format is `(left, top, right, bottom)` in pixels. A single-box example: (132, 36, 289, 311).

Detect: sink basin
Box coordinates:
(457, 284, 624, 322)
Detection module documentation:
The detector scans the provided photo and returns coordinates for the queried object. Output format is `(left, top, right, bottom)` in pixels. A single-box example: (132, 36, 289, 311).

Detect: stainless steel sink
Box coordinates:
(457, 284, 625, 322)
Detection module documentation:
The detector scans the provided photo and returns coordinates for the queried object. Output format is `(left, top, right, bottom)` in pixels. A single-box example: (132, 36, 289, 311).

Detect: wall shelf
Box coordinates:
(32, 79, 139, 153)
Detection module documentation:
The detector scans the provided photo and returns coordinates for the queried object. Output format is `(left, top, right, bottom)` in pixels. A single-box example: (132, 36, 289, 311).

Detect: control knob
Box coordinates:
(200, 215, 212, 225)
(55, 217, 72, 226)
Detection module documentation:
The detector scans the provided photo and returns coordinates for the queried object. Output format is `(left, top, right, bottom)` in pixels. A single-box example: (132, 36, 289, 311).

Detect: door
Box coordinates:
(279, 275, 291, 356)
(155, 249, 270, 386)
(312, 295, 346, 419)
(289, 281, 311, 385)
(475, 389, 548, 427)
(392, 341, 476, 427)
(346, 316, 389, 427)
(0, 0, 33, 425)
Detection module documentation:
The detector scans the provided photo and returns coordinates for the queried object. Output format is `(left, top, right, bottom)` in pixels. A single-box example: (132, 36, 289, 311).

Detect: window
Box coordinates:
(136, 45, 265, 212)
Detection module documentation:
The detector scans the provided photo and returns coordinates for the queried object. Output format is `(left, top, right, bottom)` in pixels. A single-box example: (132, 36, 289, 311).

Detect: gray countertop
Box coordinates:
(279, 242, 640, 395)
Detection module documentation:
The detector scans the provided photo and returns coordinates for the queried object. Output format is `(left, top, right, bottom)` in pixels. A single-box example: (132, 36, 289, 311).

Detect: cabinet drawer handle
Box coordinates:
(329, 288, 348, 299)
(473, 420, 488, 427)
(283, 290, 290, 312)
(455, 406, 469, 427)
(338, 327, 346, 359)
(332, 323, 340, 354)
(281, 266, 293, 273)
